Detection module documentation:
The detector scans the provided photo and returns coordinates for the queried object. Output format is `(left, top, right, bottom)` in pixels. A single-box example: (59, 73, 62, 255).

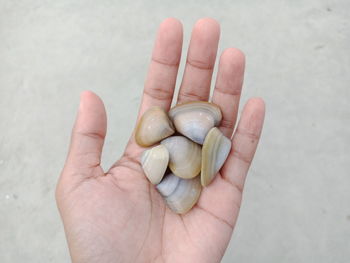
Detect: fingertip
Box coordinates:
(218, 48, 246, 88)
(240, 98, 266, 133)
(186, 17, 220, 68)
(158, 18, 183, 40)
(80, 90, 103, 102)
(221, 48, 245, 67)
(153, 18, 183, 65)
(76, 90, 107, 134)
(80, 90, 95, 98)
(247, 97, 266, 113)
(192, 18, 221, 43)
(79, 90, 102, 110)
(80, 90, 105, 109)
(194, 17, 220, 33)
(160, 17, 183, 31)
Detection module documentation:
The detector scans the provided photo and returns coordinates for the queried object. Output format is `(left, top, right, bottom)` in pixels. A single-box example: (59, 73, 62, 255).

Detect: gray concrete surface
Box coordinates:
(1, 0, 349, 262)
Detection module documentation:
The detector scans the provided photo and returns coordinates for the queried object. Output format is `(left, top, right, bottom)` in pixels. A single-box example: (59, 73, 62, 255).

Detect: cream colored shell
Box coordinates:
(201, 127, 231, 186)
(169, 101, 222, 144)
(161, 136, 201, 179)
(141, 145, 169, 185)
(135, 107, 175, 147)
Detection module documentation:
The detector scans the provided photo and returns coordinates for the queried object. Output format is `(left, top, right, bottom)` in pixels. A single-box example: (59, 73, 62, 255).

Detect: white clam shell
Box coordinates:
(201, 127, 231, 186)
(141, 145, 169, 185)
(161, 136, 201, 179)
(157, 173, 201, 214)
(135, 106, 175, 147)
(169, 101, 222, 144)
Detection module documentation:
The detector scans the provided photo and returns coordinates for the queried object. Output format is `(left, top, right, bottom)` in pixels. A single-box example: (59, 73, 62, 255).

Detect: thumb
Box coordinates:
(63, 91, 107, 180)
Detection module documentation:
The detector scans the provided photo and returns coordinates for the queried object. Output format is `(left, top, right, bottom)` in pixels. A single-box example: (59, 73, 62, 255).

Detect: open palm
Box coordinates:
(56, 18, 265, 263)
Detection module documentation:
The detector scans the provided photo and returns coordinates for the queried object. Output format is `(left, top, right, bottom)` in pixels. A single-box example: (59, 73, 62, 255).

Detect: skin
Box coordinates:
(56, 18, 265, 263)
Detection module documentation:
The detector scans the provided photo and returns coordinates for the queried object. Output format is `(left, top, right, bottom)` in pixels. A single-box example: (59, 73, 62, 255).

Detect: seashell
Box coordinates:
(141, 145, 169, 185)
(168, 101, 222, 144)
(135, 106, 175, 147)
(201, 127, 231, 186)
(156, 173, 202, 214)
(161, 136, 201, 179)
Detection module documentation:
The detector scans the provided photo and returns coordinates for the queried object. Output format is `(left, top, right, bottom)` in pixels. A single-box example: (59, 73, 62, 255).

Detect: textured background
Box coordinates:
(1, 0, 349, 262)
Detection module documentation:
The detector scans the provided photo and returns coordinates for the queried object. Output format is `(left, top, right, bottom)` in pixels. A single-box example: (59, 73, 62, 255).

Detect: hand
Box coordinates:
(56, 18, 265, 263)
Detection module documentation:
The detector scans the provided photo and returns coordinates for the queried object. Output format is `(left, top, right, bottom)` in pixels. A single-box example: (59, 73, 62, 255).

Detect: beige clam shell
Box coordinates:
(141, 145, 169, 185)
(201, 127, 231, 186)
(156, 173, 202, 214)
(168, 101, 222, 144)
(135, 107, 175, 147)
(161, 136, 201, 179)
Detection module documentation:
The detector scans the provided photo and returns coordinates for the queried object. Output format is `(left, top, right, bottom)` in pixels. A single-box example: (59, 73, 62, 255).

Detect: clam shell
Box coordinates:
(169, 101, 222, 144)
(161, 136, 201, 179)
(141, 145, 169, 185)
(201, 127, 231, 186)
(157, 173, 201, 214)
(135, 107, 175, 147)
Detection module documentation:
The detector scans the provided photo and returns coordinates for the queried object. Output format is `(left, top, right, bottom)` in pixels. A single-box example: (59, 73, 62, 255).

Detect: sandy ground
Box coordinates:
(1, 1, 349, 262)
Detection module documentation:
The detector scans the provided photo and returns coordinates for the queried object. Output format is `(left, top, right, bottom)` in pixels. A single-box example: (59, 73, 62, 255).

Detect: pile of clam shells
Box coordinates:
(136, 101, 231, 214)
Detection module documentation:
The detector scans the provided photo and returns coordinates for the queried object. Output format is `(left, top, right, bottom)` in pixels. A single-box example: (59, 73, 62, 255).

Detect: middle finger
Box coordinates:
(177, 18, 220, 103)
